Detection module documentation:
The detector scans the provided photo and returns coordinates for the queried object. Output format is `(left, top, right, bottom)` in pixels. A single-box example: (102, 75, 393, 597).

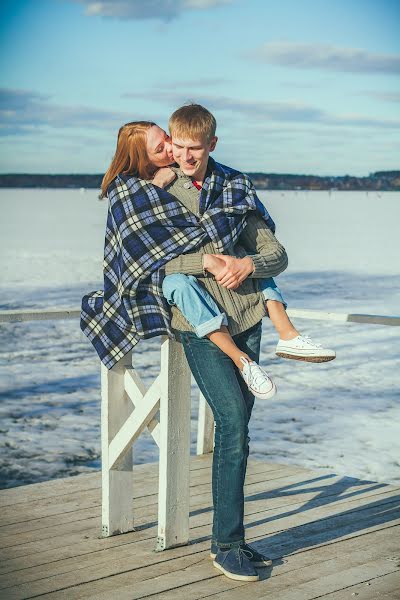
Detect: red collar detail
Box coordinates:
(191, 180, 202, 190)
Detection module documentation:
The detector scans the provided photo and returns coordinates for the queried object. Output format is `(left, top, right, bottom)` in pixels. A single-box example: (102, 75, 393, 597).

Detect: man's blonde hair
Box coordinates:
(169, 104, 217, 142)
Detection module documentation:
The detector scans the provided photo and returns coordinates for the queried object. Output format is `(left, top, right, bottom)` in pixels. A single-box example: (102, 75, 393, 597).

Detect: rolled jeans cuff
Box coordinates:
(260, 278, 288, 309)
(194, 312, 228, 338)
(217, 539, 245, 549)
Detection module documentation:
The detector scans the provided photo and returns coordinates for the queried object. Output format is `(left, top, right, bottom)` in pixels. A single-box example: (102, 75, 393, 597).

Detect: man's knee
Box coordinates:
(215, 418, 249, 450)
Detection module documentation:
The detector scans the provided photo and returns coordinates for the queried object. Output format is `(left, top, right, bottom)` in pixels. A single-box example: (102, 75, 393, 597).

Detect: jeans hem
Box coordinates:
(216, 539, 245, 549)
(262, 288, 287, 309)
(194, 313, 228, 338)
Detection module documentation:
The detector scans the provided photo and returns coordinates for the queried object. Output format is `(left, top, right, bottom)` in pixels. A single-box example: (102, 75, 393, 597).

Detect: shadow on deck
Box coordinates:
(0, 455, 399, 599)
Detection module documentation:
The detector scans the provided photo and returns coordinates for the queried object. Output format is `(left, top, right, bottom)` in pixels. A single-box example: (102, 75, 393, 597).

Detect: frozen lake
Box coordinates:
(0, 188, 399, 489)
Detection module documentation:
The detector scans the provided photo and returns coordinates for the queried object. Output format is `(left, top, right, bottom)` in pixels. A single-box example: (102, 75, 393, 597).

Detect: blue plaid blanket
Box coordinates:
(80, 159, 275, 368)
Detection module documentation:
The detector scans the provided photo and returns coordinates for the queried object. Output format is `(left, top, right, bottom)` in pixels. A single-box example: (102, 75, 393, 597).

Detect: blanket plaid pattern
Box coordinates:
(80, 159, 275, 369)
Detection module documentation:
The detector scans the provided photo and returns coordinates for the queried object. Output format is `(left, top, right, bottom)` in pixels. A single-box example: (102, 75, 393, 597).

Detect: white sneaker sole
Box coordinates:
(249, 382, 277, 400)
(213, 560, 260, 581)
(276, 351, 336, 363)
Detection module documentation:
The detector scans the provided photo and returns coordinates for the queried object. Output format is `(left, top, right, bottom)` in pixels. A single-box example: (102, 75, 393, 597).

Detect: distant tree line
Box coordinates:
(0, 171, 399, 191)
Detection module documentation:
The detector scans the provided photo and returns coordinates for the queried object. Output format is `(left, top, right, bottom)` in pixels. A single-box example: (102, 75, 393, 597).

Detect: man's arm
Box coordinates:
(200, 214, 288, 290)
(164, 252, 207, 277)
(236, 213, 288, 278)
(163, 213, 287, 279)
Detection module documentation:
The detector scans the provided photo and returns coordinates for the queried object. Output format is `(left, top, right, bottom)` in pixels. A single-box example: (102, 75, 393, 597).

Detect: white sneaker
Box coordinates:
(276, 335, 336, 362)
(239, 356, 277, 400)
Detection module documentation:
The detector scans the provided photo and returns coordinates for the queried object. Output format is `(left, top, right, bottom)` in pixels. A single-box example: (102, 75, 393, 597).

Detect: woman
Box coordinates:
(99, 121, 280, 398)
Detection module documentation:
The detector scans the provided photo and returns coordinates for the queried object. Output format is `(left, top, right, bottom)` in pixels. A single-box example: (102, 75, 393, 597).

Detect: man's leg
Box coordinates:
(178, 321, 262, 547)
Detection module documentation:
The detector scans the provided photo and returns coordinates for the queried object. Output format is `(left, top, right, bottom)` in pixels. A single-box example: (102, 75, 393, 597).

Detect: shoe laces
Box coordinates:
(240, 357, 270, 389)
(235, 544, 253, 565)
(298, 335, 322, 348)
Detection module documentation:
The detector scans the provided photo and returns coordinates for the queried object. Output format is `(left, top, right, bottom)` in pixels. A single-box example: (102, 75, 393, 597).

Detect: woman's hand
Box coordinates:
(152, 167, 176, 188)
(203, 254, 255, 290)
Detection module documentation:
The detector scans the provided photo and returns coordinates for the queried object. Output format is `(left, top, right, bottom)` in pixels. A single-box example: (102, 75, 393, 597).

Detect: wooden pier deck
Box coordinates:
(0, 455, 399, 600)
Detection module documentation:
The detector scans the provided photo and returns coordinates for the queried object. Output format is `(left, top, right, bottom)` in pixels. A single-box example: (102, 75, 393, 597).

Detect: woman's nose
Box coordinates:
(165, 140, 172, 156)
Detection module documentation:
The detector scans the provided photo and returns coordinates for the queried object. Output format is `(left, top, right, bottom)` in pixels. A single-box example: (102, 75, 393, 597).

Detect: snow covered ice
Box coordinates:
(0, 189, 399, 488)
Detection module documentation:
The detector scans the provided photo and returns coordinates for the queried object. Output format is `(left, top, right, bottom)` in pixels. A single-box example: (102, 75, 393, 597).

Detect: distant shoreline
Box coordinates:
(0, 170, 399, 191)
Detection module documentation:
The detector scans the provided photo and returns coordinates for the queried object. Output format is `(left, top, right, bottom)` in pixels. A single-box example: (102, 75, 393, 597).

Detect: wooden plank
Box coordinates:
(0, 461, 294, 529)
(124, 369, 160, 447)
(196, 392, 214, 455)
(0, 466, 394, 550)
(2, 308, 398, 327)
(0, 308, 80, 323)
(108, 376, 161, 468)
(0, 473, 101, 507)
(286, 308, 400, 326)
(5, 522, 398, 600)
(0, 466, 320, 553)
(127, 545, 400, 600)
(0, 453, 222, 509)
(157, 337, 191, 550)
(0, 475, 390, 554)
(319, 570, 400, 599)
(1, 475, 398, 577)
(0, 454, 220, 507)
(347, 313, 400, 327)
(101, 352, 134, 536)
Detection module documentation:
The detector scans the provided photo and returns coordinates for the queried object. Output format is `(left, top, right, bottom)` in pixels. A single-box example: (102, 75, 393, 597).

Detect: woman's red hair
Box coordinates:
(101, 121, 156, 198)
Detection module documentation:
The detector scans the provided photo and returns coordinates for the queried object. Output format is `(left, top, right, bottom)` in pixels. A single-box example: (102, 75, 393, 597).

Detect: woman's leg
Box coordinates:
(259, 277, 299, 340)
(162, 273, 252, 368)
(178, 321, 262, 548)
(259, 278, 336, 362)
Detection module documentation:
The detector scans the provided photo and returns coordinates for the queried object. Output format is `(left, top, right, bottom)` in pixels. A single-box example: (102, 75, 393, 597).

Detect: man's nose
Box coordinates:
(182, 148, 191, 161)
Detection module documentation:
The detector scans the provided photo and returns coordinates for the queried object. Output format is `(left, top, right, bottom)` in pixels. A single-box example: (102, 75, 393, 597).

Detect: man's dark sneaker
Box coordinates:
(213, 545, 260, 581)
(211, 541, 273, 567)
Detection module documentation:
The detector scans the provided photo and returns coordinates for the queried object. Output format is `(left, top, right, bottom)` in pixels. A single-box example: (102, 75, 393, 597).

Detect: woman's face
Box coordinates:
(146, 125, 174, 168)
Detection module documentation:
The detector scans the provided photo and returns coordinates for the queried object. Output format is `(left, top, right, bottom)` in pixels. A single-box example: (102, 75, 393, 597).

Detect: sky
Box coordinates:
(0, 0, 399, 175)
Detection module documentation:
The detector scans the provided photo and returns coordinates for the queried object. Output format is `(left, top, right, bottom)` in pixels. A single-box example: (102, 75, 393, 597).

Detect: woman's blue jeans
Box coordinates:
(162, 273, 287, 338)
(177, 320, 262, 547)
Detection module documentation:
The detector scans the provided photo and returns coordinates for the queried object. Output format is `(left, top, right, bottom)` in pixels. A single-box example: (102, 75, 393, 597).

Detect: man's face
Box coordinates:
(172, 134, 217, 182)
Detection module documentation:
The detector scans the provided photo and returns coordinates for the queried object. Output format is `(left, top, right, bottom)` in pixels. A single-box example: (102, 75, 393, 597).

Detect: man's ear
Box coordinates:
(209, 136, 218, 152)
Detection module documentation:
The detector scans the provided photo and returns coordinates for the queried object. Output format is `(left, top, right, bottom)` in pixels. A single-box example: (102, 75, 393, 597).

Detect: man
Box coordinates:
(161, 104, 288, 582)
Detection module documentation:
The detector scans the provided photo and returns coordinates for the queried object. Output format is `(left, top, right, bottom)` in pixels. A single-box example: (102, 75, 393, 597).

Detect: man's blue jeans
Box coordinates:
(177, 320, 262, 548)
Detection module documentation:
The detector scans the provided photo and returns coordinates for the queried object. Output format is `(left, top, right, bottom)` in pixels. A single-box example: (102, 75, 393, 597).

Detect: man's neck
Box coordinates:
(192, 164, 209, 187)
(192, 175, 205, 187)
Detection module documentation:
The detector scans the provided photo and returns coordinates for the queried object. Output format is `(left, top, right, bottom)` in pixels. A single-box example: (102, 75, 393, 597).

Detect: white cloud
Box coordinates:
(0, 88, 135, 136)
(247, 42, 400, 75)
(362, 91, 400, 103)
(71, 0, 232, 21)
(123, 90, 400, 129)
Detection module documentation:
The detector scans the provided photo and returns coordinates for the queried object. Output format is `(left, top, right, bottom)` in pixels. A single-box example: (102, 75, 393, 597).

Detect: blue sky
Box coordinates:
(0, 0, 399, 175)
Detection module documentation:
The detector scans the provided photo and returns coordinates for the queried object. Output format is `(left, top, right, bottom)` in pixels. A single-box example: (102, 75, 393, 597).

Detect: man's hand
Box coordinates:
(203, 254, 254, 290)
(203, 254, 226, 278)
(152, 167, 176, 188)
